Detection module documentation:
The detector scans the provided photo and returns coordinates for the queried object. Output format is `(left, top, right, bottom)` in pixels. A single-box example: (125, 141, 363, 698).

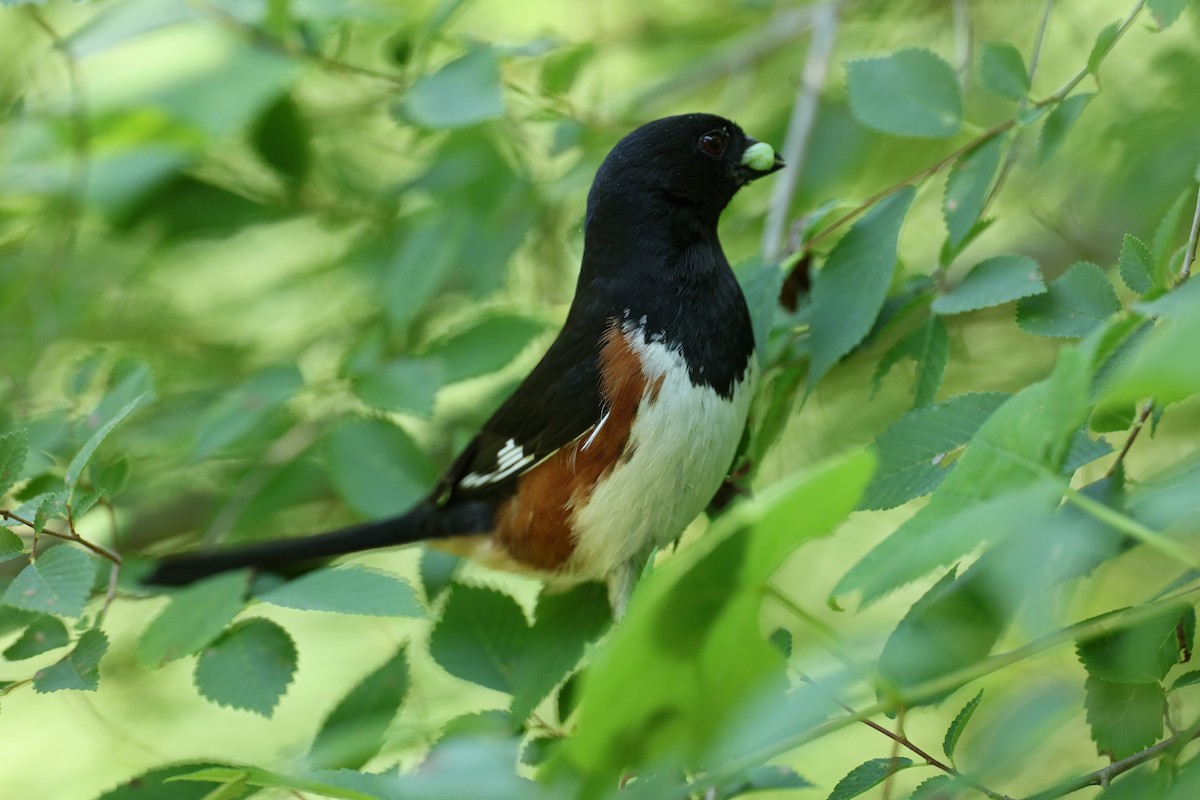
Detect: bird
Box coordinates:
(145, 113, 784, 616)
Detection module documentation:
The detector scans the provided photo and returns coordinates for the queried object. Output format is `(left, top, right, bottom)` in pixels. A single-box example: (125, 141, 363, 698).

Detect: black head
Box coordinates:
(586, 113, 785, 228)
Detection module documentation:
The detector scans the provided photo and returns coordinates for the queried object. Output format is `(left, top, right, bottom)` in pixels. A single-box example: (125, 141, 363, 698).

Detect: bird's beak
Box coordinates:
(737, 139, 785, 182)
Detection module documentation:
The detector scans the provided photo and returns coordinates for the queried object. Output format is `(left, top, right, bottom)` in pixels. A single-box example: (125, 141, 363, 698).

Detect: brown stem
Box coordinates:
(1, 509, 122, 565)
(1107, 400, 1155, 477)
(1177, 180, 1200, 285)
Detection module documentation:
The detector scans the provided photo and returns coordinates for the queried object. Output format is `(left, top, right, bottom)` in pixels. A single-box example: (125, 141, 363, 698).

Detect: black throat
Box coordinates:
(571, 187, 755, 399)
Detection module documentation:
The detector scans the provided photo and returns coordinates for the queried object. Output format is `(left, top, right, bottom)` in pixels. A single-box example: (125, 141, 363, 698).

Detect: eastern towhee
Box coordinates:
(146, 113, 785, 615)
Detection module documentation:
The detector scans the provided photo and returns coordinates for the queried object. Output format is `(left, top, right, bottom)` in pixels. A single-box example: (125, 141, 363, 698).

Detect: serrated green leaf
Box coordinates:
(420, 313, 544, 384)
(979, 42, 1030, 101)
(859, 392, 1009, 511)
(399, 47, 505, 128)
(809, 187, 915, 388)
(911, 775, 959, 799)
(2, 545, 97, 618)
(1077, 605, 1192, 683)
(258, 565, 423, 617)
(194, 366, 302, 460)
(1038, 93, 1095, 165)
(846, 49, 962, 138)
(91, 457, 130, 498)
(323, 418, 435, 518)
(1148, 0, 1193, 28)
(1083, 676, 1164, 759)
(932, 255, 1046, 315)
(33, 628, 108, 693)
(171, 767, 377, 800)
(34, 490, 67, 534)
(419, 547, 460, 604)
(837, 342, 1093, 603)
(943, 689, 984, 760)
(350, 357, 442, 416)
(827, 758, 914, 800)
(137, 572, 248, 668)
(943, 135, 1004, 249)
(3, 614, 70, 660)
(1017, 262, 1121, 338)
(510, 582, 611, 721)
(309, 646, 409, 769)
(1119, 234, 1155, 293)
(1087, 21, 1121, 74)
(0, 429, 28, 497)
(0, 528, 24, 564)
(66, 393, 149, 489)
(194, 618, 297, 716)
(429, 584, 531, 693)
(872, 316, 950, 409)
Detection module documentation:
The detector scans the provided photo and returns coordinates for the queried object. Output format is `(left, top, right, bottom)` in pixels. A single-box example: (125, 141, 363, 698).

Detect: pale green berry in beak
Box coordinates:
(741, 141, 777, 171)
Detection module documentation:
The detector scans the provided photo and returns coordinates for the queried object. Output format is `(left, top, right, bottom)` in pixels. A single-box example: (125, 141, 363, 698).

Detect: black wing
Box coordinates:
(434, 312, 607, 505)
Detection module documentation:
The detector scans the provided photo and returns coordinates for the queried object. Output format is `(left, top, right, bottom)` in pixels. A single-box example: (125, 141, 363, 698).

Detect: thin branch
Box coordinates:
(1, 509, 122, 565)
(25, 8, 90, 265)
(1177, 178, 1200, 285)
(795, 673, 1012, 800)
(1022, 721, 1200, 800)
(762, 2, 839, 263)
(1106, 400, 1155, 477)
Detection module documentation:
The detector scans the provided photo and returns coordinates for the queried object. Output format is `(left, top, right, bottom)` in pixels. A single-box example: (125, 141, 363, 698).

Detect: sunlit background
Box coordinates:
(2, 0, 1198, 797)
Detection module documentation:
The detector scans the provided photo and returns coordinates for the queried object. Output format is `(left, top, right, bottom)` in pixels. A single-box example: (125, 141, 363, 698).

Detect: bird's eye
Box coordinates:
(698, 131, 726, 157)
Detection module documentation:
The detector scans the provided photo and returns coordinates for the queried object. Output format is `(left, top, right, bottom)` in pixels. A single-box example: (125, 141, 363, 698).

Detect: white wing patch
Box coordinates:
(460, 438, 536, 489)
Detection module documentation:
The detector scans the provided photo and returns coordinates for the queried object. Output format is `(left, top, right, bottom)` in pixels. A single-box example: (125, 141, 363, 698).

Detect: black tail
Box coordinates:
(143, 501, 494, 587)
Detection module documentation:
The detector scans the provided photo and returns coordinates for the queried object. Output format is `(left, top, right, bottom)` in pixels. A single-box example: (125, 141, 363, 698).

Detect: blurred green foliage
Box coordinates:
(2, 0, 1200, 799)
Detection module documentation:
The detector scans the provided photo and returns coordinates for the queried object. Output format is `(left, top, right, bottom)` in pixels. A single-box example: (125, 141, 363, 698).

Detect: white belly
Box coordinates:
(570, 328, 756, 579)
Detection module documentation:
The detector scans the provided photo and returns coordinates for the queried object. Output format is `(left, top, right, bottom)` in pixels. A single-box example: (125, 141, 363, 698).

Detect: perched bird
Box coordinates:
(146, 113, 784, 615)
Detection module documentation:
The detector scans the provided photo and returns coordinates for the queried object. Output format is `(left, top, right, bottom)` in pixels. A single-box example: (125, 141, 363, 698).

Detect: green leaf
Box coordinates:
(827, 758, 914, 800)
(350, 358, 442, 416)
(1101, 296, 1200, 409)
(194, 618, 297, 716)
(979, 42, 1030, 101)
(2, 545, 97, 618)
(911, 775, 959, 799)
(420, 313, 545, 384)
(33, 628, 108, 693)
(428, 584, 530, 694)
(0, 429, 28, 497)
(1038, 93, 1095, 165)
(932, 255, 1046, 315)
(1154, 190, 1191, 281)
(419, 547, 460, 604)
(1083, 677, 1164, 759)
(1118, 234, 1155, 293)
(1088, 21, 1121, 75)
(943, 135, 1004, 249)
(722, 765, 814, 796)
(171, 767, 377, 800)
(137, 572, 248, 668)
(1148, 0, 1194, 29)
(257, 565, 423, 617)
(323, 418, 435, 518)
(3, 614, 70, 660)
(837, 342, 1093, 603)
(809, 187, 916, 388)
(96, 763, 251, 800)
(510, 582, 611, 721)
(943, 689, 984, 760)
(65, 392, 149, 489)
(1077, 605, 1192, 683)
(399, 47, 505, 129)
(194, 365, 302, 460)
(309, 646, 409, 770)
(872, 316, 950, 409)
(550, 452, 875, 792)
(1171, 670, 1200, 691)
(846, 49, 962, 138)
(0, 528, 24, 564)
(34, 490, 67, 534)
(1017, 262, 1121, 338)
(859, 392, 1009, 511)
(250, 92, 310, 186)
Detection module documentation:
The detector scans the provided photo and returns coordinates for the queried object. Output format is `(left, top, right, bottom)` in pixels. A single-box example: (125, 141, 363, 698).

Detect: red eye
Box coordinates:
(699, 131, 726, 157)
